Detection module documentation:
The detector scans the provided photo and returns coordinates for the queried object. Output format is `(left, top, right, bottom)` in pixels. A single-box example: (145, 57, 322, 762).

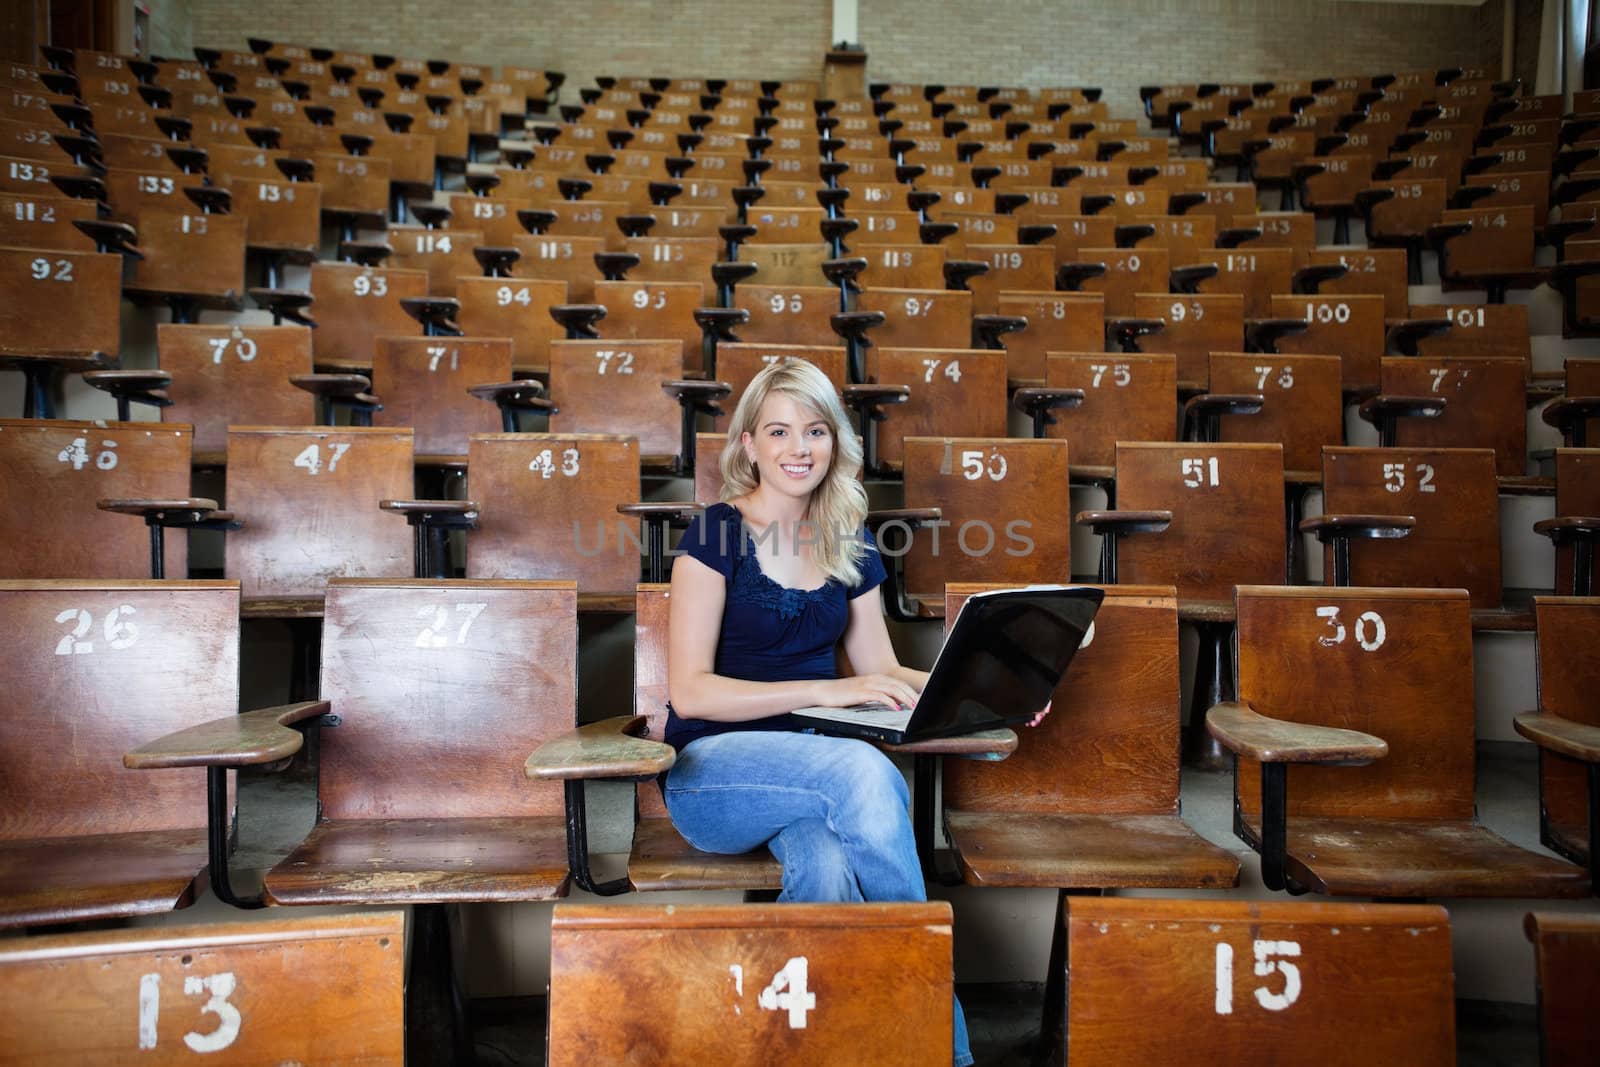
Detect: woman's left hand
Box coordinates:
(1026, 701, 1053, 728)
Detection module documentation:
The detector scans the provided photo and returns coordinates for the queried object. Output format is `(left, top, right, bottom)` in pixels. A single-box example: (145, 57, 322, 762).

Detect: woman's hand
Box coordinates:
(1026, 701, 1053, 728)
(817, 673, 921, 711)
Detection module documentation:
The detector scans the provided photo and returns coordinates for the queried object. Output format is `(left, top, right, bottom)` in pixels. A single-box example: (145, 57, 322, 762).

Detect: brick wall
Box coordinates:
(147, 0, 195, 59)
(864, 0, 1504, 111)
(188, 0, 831, 91)
(182, 0, 1503, 115)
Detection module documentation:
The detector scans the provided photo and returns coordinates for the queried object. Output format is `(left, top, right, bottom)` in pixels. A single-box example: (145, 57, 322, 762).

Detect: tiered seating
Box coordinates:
(5, 31, 1597, 1063)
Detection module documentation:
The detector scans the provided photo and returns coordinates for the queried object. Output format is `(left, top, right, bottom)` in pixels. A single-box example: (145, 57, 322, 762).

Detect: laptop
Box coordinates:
(788, 585, 1104, 744)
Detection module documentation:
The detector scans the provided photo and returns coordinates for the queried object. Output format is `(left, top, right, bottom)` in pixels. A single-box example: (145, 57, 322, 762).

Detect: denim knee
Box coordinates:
(826, 743, 911, 833)
(769, 818, 862, 903)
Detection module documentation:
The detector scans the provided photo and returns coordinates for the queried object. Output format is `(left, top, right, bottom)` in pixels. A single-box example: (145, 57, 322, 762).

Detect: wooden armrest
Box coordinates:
(1207, 702, 1387, 764)
(290, 373, 374, 399)
(467, 380, 553, 410)
(661, 379, 732, 401)
(1298, 514, 1416, 540)
(1543, 396, 1600, 429)
(524, 714, 675, 780)
(880, 727, 1017, 758)
(1533, 515, 1600, 542)
(1513, 711, 1600, 764)
(1012, 387, 1086, 414)
(82, 369, 172, 394)
(618, 501, 703, 521)
(867, 507, 942, 529)
(379, 499, 479, 517)
(1385, 318, 1454, 356)
(1075, 510, 1172, 535)
(1359, 394, 1447, 422)
(125, 701, 330, 769)
(1184, 393, 1264, 419)
(842, 384, 911, 407)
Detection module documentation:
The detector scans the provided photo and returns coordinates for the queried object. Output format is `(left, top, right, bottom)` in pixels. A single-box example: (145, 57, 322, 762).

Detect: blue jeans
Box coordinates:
(663, 730, 974, 1067)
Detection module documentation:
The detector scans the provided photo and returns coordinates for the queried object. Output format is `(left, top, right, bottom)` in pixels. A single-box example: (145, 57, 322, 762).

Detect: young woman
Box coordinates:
(663, 358, 974, 1066)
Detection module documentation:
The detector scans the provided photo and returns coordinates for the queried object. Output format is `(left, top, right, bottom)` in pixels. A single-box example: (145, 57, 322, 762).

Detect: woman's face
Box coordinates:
(742, 391, 834, 500)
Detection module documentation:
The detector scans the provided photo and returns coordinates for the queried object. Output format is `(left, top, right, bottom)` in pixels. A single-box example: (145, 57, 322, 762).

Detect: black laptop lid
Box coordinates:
(905, 586, 1105, 739)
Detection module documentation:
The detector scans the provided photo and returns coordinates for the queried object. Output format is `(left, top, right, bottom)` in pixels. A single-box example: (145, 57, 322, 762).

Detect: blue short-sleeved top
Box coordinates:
(664, 502, 887, 751)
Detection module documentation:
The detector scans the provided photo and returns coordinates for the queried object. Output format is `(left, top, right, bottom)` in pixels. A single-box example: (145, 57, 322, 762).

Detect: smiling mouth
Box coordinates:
(780, 463, 812, 476)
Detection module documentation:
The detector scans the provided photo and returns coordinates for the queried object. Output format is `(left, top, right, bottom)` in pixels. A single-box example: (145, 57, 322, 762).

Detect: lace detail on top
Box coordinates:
(731, 528, 835, 620)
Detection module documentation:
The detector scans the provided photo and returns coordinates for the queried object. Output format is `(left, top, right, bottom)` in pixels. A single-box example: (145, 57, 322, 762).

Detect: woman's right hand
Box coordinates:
(814, 673, 920, 711)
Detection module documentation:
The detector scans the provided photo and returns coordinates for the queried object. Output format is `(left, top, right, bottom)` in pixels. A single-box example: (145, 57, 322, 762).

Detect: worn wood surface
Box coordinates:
(549, 903, 951, 1066)
(736, 283, 848, 348)
(1134, 293, 1245, 389)
(1552, 449, 1599, 595)
(710, 343, 847, 433)
(0, 579, 239, 927)
(1114, 442, 1287, 602)
(125, 700, 328, 770)
(901, 436, 1070, 598)
(1526, 911, 1600, 1066)
(513, 233, 606, 303)
(1270, 292, 1385, 396)
(1410, 302, 1530, 361)
(1320, 446, 1502, 609)
(869, 349, 1007, 471)
(1207, 352, 1341, 476)
(386, 223, 483, 299)
(1196, 245, 1294, 319)
(157, 324, 315, 460)
(465, 433, 642, 594)
(997, 292, 1105, 384)
(372, 335, 508, 458)
(1533, 596, 1600, 863)
(126, 208, 246, 307)
(966, 244, 1054, 315)
(1565, 360, 1600, 444)
(0, 420, 192, 579)
(858, 287, 974, 350)
(455, 276, 567, 378)
(0, 912, 404, 1064)
(1041, 352, 1176, 470)
(1383, 357, 1528, 477)
(1207, 702, 1387, 764)
(1071, 246, 1169, 317)
(307, 261, 429, 372)
(1307, 246, 1409, 319)
(0, 247, 120, 359)
(594, 280, 706, 370)
(224, 427, 413, 602)
(525, 714, 675, 780)
(942, 583, 1237, 889)
(548, 339, 685, 458)
(1064, 897, 1456, 1065)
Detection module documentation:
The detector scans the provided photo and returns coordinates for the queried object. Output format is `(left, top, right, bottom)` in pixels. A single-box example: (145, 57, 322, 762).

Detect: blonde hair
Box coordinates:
(719, 358, 870, 586)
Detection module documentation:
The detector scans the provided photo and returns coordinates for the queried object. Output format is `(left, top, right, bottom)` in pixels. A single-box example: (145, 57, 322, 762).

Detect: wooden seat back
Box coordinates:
(372, 335, 507, 461)
(0, 191, 98, 252)
(1409, 303, 1530, 360)
(736, 283, 845, 348)
(1269, 293, 1385, 395)
(857, 288, 972, 350)
(1438, 204, 1537, 276)
(943, 583, 1179, 814)
(593, 279, 706, 370)
(385, 224, 482, 299)
(0, 578, 235, 841)
(1115, 442, 1287, 605)
(1553, 449, 1600, 594)
(1072, 246, 1169, 317)
(316, 578, 576, 821)
(1235, 585, 1474, 822)
(1207, 352, 1342, 477)
(548, 902, 952, 1067)
(996, 291, 1105, 384)
(1320, 446, 1501, 609)
(0, 419, 191, 579)
(1232, 211, 1315, 266)
(158, 324, 315, 464)
(1532, 596, 1600, 864)
(965, 244, 1054, 315)
(1306, 248, 1408, 319)
(464, 433, 640, 604)
(0, 247, 120, 358)
(308, 261, 428, 371)
(1134, 293, 1245, 389)
(0, 912, 404, 1061)
(548, 339, 684, 460)
(126, 207, 247, 307)
(224, 426, 413, 606)
(1043, 352, 1177, 474)
(1381, 357, 1527, 477)
(710, 343, 848, 432)
(455, 276, 566, 377)
(1567, 359, 1600, 443)
(223, 174, 321, 255)
(1064, 896, 1454, 1065)
(1526, 911, 1600, 1065)
(869, 348, 1007, 471)
(901, 437, 1070, 601)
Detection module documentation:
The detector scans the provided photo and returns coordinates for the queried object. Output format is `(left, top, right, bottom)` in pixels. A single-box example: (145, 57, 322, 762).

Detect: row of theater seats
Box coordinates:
(1, 33, 1597, 1063)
